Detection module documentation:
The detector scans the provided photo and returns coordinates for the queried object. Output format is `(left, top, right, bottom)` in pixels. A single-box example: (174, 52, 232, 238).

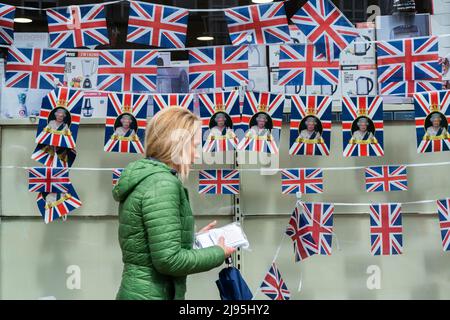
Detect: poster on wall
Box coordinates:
(0, 87, 50, 119)
(80, 91, 107, 118)
(64, 50, 99, 89)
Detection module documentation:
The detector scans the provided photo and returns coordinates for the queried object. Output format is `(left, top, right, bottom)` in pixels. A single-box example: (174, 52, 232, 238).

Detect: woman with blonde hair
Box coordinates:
(113, 106, 235, 300)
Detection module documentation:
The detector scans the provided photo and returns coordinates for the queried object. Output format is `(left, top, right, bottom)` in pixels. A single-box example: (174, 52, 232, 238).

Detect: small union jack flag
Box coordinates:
(437, 198, 450, 251)
(377, 36, 441, 84)
(380, 80, 443, 97)
(291, 0, 359, 60)
(36, 184, 82, 224)
(152, 93, 194, 115)
(31, 144, 76, 168)
(369, 203, 403, 256)
(365, 165, 408, 193)
(97, 50, 158, 92)
(198, 169, 240, 195)
(28, 167, 71, 193)
(224, 2, 290, 45)
(46, 4, 109, 48)
(189, 46, 249, 90)
(127, 1, 188, 48)
(278, 44, 340, 86)
(112, 168, 123, 186)
(260, 263, 290, 300)
(302, 202, 334, 256)
(5, 47, 66, 89)
(281, 168, 324, 194)
(285, 204, 317, 262)
(0, 4, 15, 45)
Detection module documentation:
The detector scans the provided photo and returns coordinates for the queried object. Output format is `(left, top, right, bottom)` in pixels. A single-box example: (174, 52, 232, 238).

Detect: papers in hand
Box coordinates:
(194, 222, 249, 250)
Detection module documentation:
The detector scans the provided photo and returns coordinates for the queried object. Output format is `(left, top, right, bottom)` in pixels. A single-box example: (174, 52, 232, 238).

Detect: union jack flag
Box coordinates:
(437, 198, 450, 251)
(112, 168, 123, 186)
(377, 36, 441, 84)
(342, 96, 384, 157)
(278, 44, 339, 86)
(302, 202, 334, 255)
(46, 4, 109, 49)
(35, 87, 83, 149)
(224, 2, 290, 46)
(189, 46, 249, 90)
(28, 167, 71, 193)
(289, 95, 332, 156)
(5, 47, 66, 89)
(97, 50, 158, 92)
(0, 4, 15, 45)
(104, 92, 148, 154)
(414, 90, 450, 153)
(285, 204, 317, 262)
(152, 93, 194, 115)
(198, 169, 240, 195)
(369, 203, 403, 256)
(36, 184, 82, 224)
(198, 90, 241, 152)
(31, 144, 76, 168)
(365, 165, 408, 193)
(238, 91, 284, 154)
(281, 168, 324, 194)
(381, 80, 443, 97)
(260, 263, 290, 300)
(291, 0, 359, 60)
(127, 1, 188, 48)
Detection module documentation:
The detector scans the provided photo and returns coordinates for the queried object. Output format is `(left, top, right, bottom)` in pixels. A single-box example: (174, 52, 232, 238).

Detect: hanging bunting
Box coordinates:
(285, 204, 317, 262)
(36, 184, 82, 224)
(152, 93, 194, 115)
(31, 144, 77, 168)
(104, 92, 148, 154)
(5, 47, 66, 89)
(300, 202, 334, 256)
(260, 263, 291, 301)
(380, 80, 444, 97)
(289, 95, 332, 156)
(238, 91, 283, 154)
(198, 169, 240, 195)
(281, 168, 324, 194)
(28, 167, 71, 193)
(0, 4, 15, 45)
(46, 4, 109, 49)
(97, 50, 158, 92)
(198, 90, 241, 152)
(365, 165, 408, 192)
(188, 45, 249, 90)
(437, 198, 450, 252)
(369, 203, 403, 256)
(224, 2, 290, 46)
(127, 1, 189, 48)
(112, 168, 124, 186)
(342, 96, 384, 157)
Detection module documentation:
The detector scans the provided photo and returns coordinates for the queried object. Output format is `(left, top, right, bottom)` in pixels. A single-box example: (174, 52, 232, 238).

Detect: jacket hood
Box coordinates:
(112, 158, 175, 202)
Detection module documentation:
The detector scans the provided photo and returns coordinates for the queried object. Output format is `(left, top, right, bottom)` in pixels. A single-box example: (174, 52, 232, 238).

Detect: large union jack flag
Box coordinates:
(377, 36, 441, 84)
(369, 203, 403, 256)
(152, 93, 194, 115)
(36, 184, 82, 224)
(260, 263, 290, 300)
(414, 90, 450, 153)
(437, 198, 450, 251)
(28, 167, 71, 193)
(31, 144, 77, 168)
(189, 46, 249, 90)
(104, 92, 148, 154)
(35, 87, 83, 149)
(224, 2, 290, 46)
(291, 0, 358, 60)
(365, 165, 408, 193)
(198, 169, 240, 195)
(5, 47, 66, 89)
(127, 1, 188, 48)
(46, 4, 109, 49)
(97, 50, 158, 92)
(278, 44, 339, 86)
(112, 168, 123, 186)
(289, 95, 332, 156)
(342, 96, 384, 157)
(198, 90, 241, 152)
(380, 80, 443, 97)
(0, 4, 15, 45)
(281, 168, 324, 194)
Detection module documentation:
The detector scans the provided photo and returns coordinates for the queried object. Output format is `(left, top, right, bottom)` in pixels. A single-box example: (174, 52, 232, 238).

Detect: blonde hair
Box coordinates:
(145, 107, 200, 180)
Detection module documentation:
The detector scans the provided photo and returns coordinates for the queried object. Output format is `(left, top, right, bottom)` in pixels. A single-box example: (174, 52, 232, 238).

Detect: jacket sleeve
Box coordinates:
(142, 177, 225, 277)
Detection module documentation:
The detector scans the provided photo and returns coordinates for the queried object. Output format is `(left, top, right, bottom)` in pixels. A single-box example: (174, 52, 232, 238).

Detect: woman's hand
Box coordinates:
(198, 220, 217, 234)
(217, 236, 236, 258)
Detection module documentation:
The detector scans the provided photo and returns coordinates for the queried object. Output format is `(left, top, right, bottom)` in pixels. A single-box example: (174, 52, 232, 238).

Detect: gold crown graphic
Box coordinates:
(123, 105, 131, 113)
(357, 108, 368, 116)
(56, 100, 68, 108)
(430, 104, 440, 112)
(258, 104, 268, 113)
(215, 104, 226, 112)
(306, 106, 316, 115)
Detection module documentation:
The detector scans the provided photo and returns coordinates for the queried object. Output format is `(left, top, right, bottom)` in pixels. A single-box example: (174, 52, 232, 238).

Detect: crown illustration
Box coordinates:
(357, 108, 368, 116)
(215, 104, 226, 112)
(56, 100, 68, 108)
(306, 105, 316, 115)
(258, 104, 268, 113)
(123, 105, 132, 113)
(430, 104, 440, 112)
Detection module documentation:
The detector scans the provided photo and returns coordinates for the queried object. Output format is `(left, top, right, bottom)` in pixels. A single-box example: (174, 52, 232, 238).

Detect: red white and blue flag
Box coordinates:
(46, 4, 109, 48)
(97, 50, 158, 92)
(112, 168, 123, 186)
(291, 0, 358, 60)
(380, 80, 443, 97)
(281, 168, 324, 194)
(0, 4, 15, 45)
(127, 1, 188, 48)
(437, 198, 450, 251)
(285, 204, 317, 262)
(198, 169, 240, 195)
(301, 202, 334, 256)
(28, 167, 71, 193)
(365, 165, 408, 192)
(377, 36, 441, 84)
(224, 2, 290, 45)
(369, 203, 403, 256)
(36, 184, 82, 224)
(5, 47, 66, 89)
(189, 46, 249, 90)
(31, 144, 77, 168)
(260, 263, 290, 300)
(152, 93, 194, 115)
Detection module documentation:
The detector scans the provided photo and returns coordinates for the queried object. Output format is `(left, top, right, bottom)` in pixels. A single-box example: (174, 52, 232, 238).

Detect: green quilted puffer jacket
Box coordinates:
(113, 158, 225, 300)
